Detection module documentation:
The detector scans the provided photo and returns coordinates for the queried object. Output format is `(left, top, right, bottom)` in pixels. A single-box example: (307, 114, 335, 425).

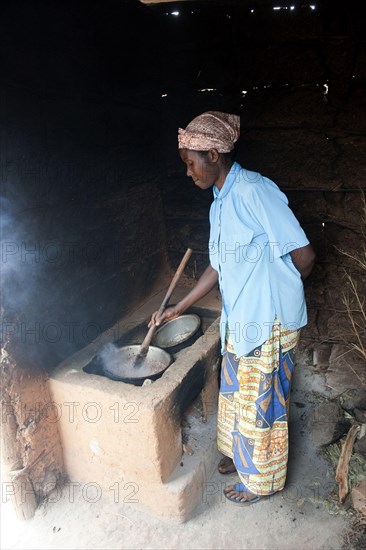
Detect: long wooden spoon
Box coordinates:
(133, 247, 192, 367)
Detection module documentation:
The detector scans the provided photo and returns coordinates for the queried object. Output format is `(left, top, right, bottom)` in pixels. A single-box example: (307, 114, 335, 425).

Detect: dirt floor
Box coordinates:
(1, 342, 354, 550)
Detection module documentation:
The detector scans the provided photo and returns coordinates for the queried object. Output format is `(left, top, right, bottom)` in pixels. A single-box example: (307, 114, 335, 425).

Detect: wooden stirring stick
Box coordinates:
(133, 248, 193, 366)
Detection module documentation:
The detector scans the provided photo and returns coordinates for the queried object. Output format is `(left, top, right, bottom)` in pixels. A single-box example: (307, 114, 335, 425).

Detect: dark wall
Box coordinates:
(1, 0, 365, 369)
(0, 1, 170, 369)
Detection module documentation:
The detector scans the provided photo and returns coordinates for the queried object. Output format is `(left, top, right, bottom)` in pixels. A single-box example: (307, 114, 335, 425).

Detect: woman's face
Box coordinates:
(179, 148, 220, 190)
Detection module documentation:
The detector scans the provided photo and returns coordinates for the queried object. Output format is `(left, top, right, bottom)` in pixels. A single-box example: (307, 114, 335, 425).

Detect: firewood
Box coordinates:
(335, 424, 361, 503)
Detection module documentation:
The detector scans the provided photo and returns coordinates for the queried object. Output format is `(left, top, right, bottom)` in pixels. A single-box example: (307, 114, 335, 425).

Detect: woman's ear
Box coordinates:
(208, 149, 220, 163)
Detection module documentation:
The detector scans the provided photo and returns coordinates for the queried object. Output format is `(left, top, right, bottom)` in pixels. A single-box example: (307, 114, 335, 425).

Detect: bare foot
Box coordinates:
(218, 456, 237, 474)
(224, 485, 260, 503)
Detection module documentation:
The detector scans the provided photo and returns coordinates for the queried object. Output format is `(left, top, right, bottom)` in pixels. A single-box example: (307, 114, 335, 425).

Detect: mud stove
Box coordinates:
(49, 288, 222, 522)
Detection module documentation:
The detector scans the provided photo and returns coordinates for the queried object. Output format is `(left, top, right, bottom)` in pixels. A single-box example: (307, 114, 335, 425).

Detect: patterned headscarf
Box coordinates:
(178, 111, 240, 153)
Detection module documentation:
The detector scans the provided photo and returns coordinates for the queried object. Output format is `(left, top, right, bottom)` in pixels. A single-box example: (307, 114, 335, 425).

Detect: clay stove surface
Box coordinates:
(48, 286, 222, 522)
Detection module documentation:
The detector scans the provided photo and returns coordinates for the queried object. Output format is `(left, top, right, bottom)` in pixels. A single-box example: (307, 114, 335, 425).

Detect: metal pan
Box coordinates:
(83, 343, 172, 386)
(152, 314, 202, 353)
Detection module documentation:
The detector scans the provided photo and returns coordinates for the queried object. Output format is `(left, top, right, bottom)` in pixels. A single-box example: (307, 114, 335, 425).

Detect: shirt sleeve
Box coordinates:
(248, 177, 310, 259)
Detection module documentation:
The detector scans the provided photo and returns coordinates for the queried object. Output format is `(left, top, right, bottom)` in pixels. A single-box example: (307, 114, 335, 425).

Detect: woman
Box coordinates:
(150, 111, 315, 505)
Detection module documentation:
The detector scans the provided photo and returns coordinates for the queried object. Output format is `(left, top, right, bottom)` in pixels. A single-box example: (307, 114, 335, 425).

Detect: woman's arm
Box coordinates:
(148, 264, 218, 327)
(290, 244, 316, 280)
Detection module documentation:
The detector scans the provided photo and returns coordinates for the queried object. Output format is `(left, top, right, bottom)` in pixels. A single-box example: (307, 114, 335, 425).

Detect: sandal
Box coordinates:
(218, 456, 237, 475)
(224, 483, 262, 506)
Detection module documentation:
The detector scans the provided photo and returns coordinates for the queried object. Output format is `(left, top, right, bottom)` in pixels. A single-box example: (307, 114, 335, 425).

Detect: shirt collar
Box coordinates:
(213, 162, 240, 200)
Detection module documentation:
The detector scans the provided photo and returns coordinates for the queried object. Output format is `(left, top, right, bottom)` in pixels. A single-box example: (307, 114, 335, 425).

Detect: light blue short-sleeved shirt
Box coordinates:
(209, 162, 310, 357)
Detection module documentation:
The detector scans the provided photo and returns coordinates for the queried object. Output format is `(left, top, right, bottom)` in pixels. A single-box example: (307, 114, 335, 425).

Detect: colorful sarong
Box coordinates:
(217, 319, 300, 496)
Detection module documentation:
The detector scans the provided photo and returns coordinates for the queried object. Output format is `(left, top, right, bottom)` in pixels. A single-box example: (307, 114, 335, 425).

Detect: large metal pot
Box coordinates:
(83, 343, 172, 386)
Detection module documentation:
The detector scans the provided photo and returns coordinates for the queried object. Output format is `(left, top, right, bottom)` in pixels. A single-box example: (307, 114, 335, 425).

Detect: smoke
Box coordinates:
(98, 343, 122, 372)
(0, 195, 39, 313)
(0, 194, 99, 367)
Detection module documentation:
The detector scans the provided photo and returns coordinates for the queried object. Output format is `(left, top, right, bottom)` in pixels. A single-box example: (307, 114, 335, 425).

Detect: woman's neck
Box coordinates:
(215, 159, 234, 190)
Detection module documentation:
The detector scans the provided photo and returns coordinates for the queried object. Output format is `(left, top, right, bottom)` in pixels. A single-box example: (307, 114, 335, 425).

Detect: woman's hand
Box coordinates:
(147, 264, 218, 328)
(148, 304, 183, 328)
